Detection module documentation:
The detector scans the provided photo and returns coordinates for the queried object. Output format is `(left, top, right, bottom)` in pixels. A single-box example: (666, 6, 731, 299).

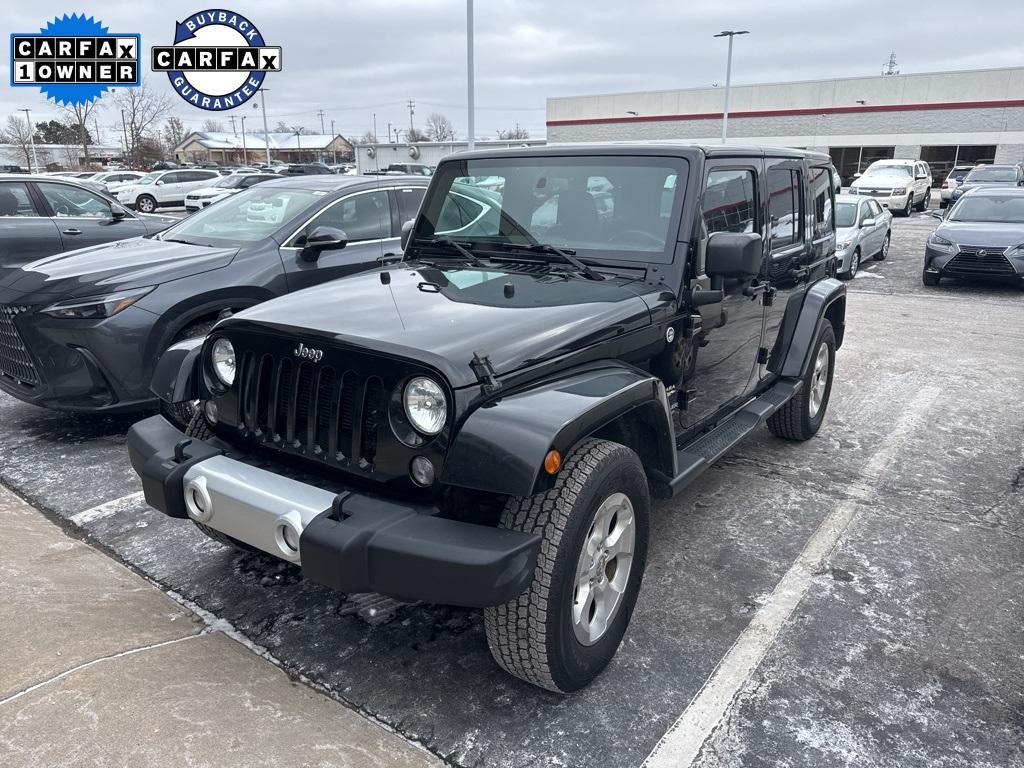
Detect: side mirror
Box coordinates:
(155, 180, 165, 186)
(400, 219, 415, 251)
(706, 232, 763, 279)
(915, 174, 927, 180)
(853, 172, 862, 178)
(861, 217, 876, 228)
(109, 203, 129, 219)
(300, 225, 347, 262)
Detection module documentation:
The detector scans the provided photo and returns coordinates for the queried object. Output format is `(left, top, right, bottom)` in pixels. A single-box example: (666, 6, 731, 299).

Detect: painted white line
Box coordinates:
(69, 491, 146, 526)
(643, 386, 941, 768)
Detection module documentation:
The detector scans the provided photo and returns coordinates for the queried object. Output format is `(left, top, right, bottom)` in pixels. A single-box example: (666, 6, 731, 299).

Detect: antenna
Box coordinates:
(882, 52, 899, 76)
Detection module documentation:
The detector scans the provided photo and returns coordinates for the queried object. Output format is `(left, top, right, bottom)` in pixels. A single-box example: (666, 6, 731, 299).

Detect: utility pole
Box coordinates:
(714, 30, 748, 143)
(258, 89, 271, 165)
(295, 130, 302, 162)
(19, 109, 38, 173)
(240, 115, 248, 165)
(317, 109, 326, 135)
(120, 108, 130, 165)
(330, 119, 336, 164)
(387, 121, 392, 144)
(407, 100, 415, 135)
(467, 0, 475, 150)
(228, 115, 237, 136)
(93, 113, 102, 146)
(372, 112, 377, 143)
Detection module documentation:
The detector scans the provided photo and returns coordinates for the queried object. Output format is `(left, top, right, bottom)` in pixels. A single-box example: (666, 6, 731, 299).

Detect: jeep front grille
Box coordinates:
(0, 305, 39, 387)
(945, 246, 1016, 277)
(236, 350, 387, 469)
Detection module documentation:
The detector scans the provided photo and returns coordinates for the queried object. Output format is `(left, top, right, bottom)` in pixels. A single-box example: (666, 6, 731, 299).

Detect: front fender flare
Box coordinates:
(441, 364, 674, 498)
(150, 338, 203, 404)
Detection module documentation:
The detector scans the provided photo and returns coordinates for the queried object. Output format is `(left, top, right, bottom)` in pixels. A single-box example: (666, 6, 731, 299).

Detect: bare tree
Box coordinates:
(1, 115, 35, 168)
(358, 130, 377, 144)
(497, 125, 530, 140)
(162, 116, 187, 151)
(407, 127, 429, 143)
(111, 83, 172, 166)
(425, 112, 456, 142)
(201, 118, 224, 132)
(58, 101, 98, 165)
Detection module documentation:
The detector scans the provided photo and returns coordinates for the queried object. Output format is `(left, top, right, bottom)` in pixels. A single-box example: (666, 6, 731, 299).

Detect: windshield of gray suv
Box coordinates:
(964, 166, 1017, 183)
(948, 195, 1024, 223)
(414, 156, 689, 264)
(157, 185, 322, 245)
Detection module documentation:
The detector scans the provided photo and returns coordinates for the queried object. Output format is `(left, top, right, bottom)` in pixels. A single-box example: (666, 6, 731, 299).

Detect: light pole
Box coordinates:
(330, 119, 336, 164)
(467, 0, 475, 150)
(18, 108, 38, 172)
(295, 130, 302, 163)
(258, 89, 271, 166)
(240, 115, 248, 165)
(714, 30, 748, 143)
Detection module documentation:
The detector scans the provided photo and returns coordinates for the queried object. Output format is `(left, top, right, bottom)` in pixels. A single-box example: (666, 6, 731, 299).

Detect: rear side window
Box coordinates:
(767, 168, 801, 248)
(703, 169, 757, 234)
(0, 182, 37, 216)
(395, 187, 427, 223)
(809, 167, 834, 238)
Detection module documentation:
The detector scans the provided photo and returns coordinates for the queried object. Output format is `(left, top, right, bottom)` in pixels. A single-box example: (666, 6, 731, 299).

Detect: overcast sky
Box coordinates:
(2, 0, 1022, 145)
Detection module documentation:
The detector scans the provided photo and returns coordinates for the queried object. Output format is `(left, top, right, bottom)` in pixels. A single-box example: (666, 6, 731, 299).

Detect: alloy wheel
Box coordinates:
(571, 492, 636, 646)
(808, 341, 830, 419)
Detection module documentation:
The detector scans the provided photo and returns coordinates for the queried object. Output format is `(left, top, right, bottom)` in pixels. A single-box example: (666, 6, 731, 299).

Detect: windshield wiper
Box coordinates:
(417, 237, 487, 267)
(523, 243, 604, 281)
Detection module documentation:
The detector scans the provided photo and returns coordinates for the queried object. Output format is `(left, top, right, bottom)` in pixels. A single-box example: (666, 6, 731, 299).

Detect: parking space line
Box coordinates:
(69, 491, 146, 526)
(643, 386, 941, 768)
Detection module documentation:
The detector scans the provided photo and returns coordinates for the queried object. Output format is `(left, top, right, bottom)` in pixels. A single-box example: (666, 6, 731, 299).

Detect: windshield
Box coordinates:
(949, 195, 1024, 223)
(136, 173, 158, 186)
(964, 167, 1017, 183)
(214, 175, 248, 189)
(864, 164, 912, 178)
(415, 156, 688, 264)
(158, 185, 322, 245)
(835, 202, 858, 228)
(949, 169, 971, 182)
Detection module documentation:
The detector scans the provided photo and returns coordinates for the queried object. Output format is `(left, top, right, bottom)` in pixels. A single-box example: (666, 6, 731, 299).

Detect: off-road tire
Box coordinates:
(484, 438, 650, 693)
(767, 322, 836, 441)
(136, 194, 157, 213)
(922, 271, 940, 287)
(874, 232, 890, 261)
(184, 414, 259, 553)
(160, 319, 217, 430)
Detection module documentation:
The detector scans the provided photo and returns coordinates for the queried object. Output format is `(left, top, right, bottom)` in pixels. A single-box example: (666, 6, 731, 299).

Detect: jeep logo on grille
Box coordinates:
(294, 342, 323, 362)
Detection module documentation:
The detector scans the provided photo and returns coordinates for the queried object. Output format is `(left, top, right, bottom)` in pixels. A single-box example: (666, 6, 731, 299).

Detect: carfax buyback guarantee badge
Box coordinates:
(10, 14, 140, 105)
(152, 9, 281, 111)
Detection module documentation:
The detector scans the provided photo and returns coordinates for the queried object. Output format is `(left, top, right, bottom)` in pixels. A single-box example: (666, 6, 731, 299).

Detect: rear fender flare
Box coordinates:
(441, 363, 675, 498)
(770, 278, 846, 379)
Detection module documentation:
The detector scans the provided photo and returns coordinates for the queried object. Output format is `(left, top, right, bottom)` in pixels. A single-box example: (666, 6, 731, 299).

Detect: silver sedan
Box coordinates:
(834, 194, 893, 279)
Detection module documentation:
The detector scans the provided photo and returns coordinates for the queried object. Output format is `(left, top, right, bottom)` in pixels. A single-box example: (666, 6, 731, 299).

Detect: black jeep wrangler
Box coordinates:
(127, 144, 844, 692)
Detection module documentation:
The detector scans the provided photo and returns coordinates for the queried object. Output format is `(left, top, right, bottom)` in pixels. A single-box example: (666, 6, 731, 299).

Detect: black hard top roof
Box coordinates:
(439, 142, 832, 164)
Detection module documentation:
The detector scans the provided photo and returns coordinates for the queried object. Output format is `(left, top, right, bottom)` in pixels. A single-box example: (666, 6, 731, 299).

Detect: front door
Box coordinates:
(679, 162, 767, 429)
(279, 188, 395, 291)
(35, 182, 147, 250)
(0, 181, 62, 267)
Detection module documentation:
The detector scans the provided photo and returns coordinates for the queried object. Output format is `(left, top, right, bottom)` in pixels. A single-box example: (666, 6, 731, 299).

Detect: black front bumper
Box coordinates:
(127, 415, 541, 608)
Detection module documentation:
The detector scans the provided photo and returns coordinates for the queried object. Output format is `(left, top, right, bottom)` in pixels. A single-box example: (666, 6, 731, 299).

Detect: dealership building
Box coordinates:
(546, 66, 1024, 183)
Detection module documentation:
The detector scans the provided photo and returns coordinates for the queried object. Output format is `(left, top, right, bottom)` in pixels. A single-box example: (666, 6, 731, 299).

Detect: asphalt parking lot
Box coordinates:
(1, 211, 1021, 767)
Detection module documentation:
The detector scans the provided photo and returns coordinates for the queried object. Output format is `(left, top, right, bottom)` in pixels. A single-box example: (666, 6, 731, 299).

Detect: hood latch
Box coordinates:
(470, 351, 501, 395)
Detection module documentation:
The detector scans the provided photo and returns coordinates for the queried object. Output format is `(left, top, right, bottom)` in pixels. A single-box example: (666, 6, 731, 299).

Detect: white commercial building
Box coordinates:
(546, 66, 1024, 183)
(355, 139, 547, 174)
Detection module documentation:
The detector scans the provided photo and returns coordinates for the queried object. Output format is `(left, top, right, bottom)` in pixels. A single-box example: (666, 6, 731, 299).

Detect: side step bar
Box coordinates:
(661, 378, 802, 498)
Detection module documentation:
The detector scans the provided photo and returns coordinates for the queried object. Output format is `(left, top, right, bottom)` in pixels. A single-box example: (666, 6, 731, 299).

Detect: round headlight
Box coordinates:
(403, 377, 446, 436)
(211, 338, 235, 387)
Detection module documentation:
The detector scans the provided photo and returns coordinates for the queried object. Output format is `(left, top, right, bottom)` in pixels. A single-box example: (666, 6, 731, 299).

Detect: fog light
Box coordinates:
(410, 456, 435, 486)
(204, 400, 218, 424)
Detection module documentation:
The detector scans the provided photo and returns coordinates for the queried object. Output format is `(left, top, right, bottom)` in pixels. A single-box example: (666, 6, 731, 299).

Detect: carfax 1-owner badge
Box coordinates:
(152, 9, 281, 110)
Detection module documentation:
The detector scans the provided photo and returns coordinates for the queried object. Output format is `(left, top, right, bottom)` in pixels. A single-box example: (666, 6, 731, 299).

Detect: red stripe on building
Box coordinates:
(546, 99, 1024, 127)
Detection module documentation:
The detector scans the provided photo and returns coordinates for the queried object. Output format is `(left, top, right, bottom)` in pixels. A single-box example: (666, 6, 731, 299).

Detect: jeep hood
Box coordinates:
(225, 263, 655, 388)
(0, 236, 238, 303)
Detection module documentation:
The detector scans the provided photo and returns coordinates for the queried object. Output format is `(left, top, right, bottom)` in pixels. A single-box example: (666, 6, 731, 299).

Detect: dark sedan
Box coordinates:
(0, 175, 176, 267)
(0, 174, 428, 415)
(924, 188, 1024, 287)
(948, 164, 1024, 204)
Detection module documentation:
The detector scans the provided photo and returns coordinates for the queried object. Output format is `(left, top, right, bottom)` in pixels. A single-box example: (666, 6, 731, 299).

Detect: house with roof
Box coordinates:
(173, 131, 353, 165)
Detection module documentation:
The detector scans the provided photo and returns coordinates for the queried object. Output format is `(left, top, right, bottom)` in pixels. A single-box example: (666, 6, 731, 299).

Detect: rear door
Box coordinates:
(762, 158, 808, 361)
(0, 180, 63, 266)
(35, 181, 147, 250)
(177, 170, 221, 201)
(278, 187, 393, 291)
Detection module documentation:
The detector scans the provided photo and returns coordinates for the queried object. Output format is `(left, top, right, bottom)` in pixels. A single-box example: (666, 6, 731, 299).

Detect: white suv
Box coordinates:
(849, 159, 932, 216)
(115, 169, 221, 212)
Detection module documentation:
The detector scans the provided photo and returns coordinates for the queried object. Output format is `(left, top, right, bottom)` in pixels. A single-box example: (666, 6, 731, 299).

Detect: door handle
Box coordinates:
(62, 228, 82, 235)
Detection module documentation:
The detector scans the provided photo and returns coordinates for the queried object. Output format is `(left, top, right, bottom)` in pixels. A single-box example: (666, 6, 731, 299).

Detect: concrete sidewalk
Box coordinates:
(0, 486, 441, 768)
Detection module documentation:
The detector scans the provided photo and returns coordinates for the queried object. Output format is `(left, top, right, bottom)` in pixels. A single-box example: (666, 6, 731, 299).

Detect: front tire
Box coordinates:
(484, 439, 650, 693)
(136, 194, 157, 213)
(901, 196, 913, 217)
(915, 188, 930, 212)
(874, 232, 890, 261)
(839, 248, 860, 280)
(767, 322, 836, 441)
